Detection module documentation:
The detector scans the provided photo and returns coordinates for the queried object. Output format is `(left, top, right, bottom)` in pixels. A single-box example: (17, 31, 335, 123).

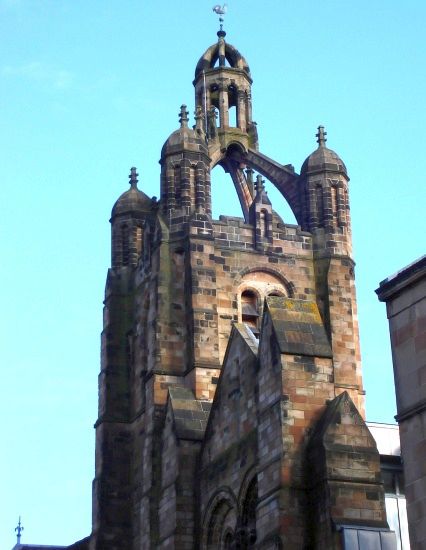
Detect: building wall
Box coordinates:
(377, 257, 426, 550)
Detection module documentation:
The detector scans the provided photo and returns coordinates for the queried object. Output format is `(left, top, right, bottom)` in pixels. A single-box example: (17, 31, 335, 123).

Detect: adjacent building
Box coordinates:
(377, 256, 426, 549)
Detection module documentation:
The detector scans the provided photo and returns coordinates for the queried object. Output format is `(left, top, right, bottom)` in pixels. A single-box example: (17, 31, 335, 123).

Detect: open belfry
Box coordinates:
(88, 26, 398, 550)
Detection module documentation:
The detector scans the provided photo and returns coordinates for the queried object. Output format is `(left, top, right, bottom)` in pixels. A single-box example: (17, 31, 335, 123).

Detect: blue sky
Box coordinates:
(1, 0, 425, 547)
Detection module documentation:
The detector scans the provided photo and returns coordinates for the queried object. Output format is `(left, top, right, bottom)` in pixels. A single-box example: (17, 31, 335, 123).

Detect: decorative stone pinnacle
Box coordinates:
(179, 105, 189, 128)
(15, 516, 24, 544)
(129, 167, 139, 188)
(316, 125, 327, 147)
(255, 174, 265, 194)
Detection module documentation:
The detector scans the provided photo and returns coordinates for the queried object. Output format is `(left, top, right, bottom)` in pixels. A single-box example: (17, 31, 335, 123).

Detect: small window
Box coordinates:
(241, 290, 259, 337)
(260, 209, 267, 237)
(121, 224, 129, 266)
(136, 226, 143, 257)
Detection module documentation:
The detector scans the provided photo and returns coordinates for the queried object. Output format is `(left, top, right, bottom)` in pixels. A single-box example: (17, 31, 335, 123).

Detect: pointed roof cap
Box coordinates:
(161, 105, 208, 158)
(301, 126, 347, 176)
(194, 33, 251, 79)
(111, 167, 152, 219)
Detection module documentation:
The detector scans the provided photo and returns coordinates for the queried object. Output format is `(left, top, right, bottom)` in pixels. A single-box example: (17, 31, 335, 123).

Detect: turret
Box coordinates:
(111, 167, 153, 269)
(160, 105, 212, 222)
(193, 29, 258, 151)
(300, 126, 352, 257)
(301, 126, 363, 414)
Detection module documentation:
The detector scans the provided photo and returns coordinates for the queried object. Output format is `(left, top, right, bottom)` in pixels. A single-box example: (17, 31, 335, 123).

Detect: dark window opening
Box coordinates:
(121, 224, 129, 266)
(241, 290, 259, 337)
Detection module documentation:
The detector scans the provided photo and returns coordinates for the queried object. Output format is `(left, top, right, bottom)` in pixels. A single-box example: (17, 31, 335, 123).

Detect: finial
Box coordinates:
(179, 105, 189, 128)
(255, 174, 265, 194)
(212, 4, 227, 38)
(15, 516, 24, 545)
(316, 125, 327, 147)
(129, 167, 139, 189)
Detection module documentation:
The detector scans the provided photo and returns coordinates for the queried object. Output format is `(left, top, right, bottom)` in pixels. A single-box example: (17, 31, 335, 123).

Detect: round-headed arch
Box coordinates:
(235, 267, 295, 298)
(202, 487, 239, 550)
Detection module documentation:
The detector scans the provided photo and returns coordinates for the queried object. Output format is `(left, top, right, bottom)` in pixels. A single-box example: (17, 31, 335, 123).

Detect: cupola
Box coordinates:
(160, 106, 211, 218)
(111, 167, 153, 269)
(301, 126, 347, 176)
(193, 29, 255, 141)
(300, 127, 350, 238)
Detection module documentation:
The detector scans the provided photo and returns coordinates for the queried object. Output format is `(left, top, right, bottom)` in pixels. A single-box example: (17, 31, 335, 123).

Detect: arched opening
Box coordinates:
(210, 164, 245, 220)
(240, 478, 258, 549)
(136, 226, 143, 257)
(241, 290, 260, 337)
(228, 105, 237, 128)
(121, 224, 129, 266)
(212, 55, 231, 69)
(205, 498, 237, 550)
(223, 531, 234, 549)
(259, 178, 298, 225)
(315, 184, 324, 223)
(260, 209, 267, 237)
(228, 84, 238, 128)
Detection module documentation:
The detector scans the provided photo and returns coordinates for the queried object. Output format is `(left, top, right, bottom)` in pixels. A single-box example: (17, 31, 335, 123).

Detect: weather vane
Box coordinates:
(15, 516, 24, 545)
(212, 4, 227, 33)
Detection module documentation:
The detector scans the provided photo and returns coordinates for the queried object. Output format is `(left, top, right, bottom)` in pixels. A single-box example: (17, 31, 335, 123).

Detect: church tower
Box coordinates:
(88, 26, 395, 550)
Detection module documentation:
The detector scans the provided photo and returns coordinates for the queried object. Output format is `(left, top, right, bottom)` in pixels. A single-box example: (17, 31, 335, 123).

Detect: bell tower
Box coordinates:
(86, 21, 393, 550)
(193, 28, 256, 146)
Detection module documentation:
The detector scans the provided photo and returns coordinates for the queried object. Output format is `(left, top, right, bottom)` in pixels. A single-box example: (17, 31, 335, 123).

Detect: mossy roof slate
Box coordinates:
(266, 296, 332, 358)
(169, 387, 211, 441)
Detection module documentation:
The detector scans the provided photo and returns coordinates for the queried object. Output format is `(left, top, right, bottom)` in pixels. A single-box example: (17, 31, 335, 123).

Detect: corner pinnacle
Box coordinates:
(129, 167, 139, 188)
(316, 126, 327, 147)
(179, 105, 189, 128)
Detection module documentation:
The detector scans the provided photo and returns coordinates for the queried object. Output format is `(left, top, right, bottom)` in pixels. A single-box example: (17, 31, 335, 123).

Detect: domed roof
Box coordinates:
(195, 32, 251, 80)
(111, 168, 152, 219)
(301, 126, 347, 176)
(161, 105, 208, 158)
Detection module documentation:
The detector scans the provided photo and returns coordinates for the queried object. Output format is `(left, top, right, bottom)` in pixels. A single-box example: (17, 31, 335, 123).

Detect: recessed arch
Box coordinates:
(210, 163, 245, 220)
(240, 288, 261, 336)
(208, 145, 300, 224)
(209, 145, 301, 224)
(235, 267, 295, 298)
(202, 488, 238, 550)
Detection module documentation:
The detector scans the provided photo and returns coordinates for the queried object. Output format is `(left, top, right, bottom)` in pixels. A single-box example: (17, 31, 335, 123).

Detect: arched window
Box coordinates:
(241, 290, 260, 337)
(260, 209, 268, 237)
(121, 224, 129, 266)
(315, 185, 324, 223)
(228, 84, 238, 128)
(240, 478, 258, 548)
(205, 498, 237, 550)
(136, 226, 143, 257)
(223, 531, 234, 549)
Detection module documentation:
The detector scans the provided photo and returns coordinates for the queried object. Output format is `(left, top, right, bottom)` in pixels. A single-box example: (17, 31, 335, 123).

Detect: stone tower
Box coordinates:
(89, 29, 396, 550)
